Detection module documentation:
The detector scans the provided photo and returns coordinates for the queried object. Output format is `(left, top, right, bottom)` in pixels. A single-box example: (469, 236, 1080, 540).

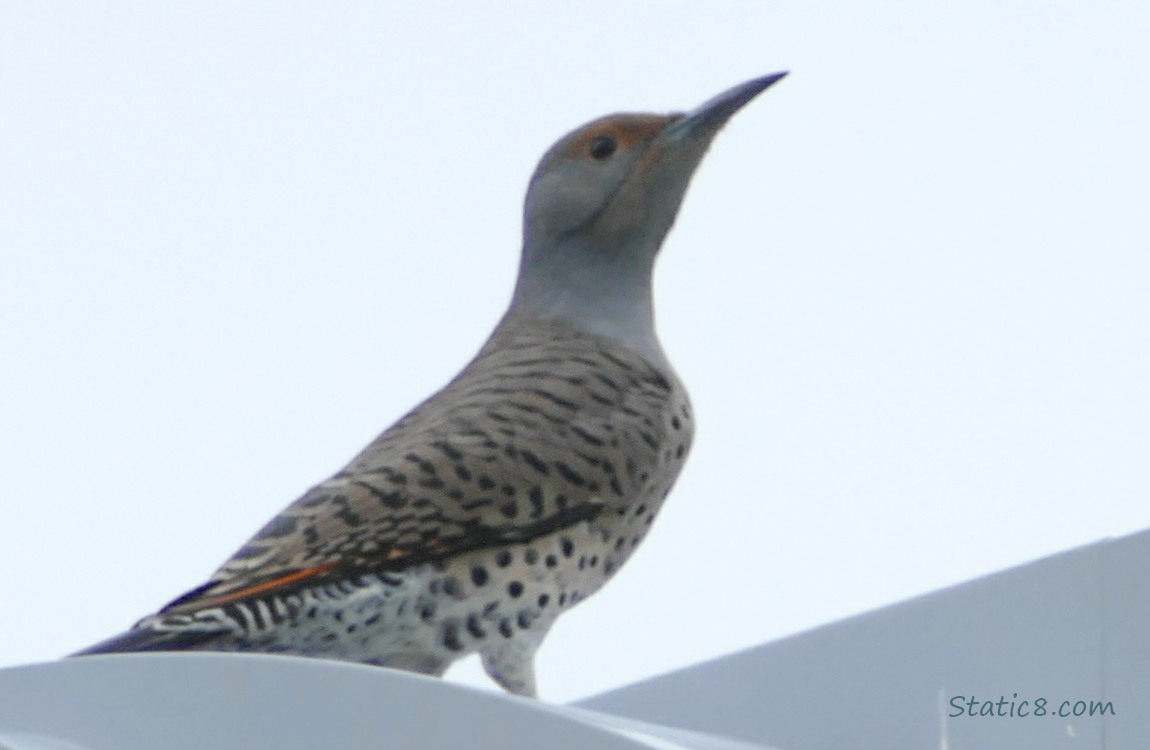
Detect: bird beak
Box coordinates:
(583, 71, 789, 245)
(663, 72, 788, 143)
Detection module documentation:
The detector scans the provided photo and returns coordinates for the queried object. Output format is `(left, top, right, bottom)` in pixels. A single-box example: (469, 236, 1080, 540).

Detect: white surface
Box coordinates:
(0, 654, 747, 750)
(0, 734, 93, 750)
(1, 3, 1148, 703)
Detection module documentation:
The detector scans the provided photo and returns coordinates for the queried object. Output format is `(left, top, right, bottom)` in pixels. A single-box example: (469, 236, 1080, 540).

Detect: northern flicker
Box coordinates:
(73, 73, 788, 697)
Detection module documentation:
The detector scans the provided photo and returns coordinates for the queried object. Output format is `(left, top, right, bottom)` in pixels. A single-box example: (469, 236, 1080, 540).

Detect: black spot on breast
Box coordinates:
(520, 450, 550, 475)
(471, 566, 489, 587)
(442, 622, 463, 652)
(499, 501, 518, 519)
(433, 440, 463, 461)
(524, 549, 539, 565)
(571, 426, 604, 446)
(595, 372, 621, 391)
(537, 594, 550, 608)
(560, 538, 574, 557)
(466, 614, 486, 638)
(575, 451, 601, 468)
(380, 490, 407, 508)
(495, 550, 512, 567)
(507, 581, 524, 598)
(648, 372, 672, 392)
(404, 453, 437, 474)
(460, 497, 493, 511)
(528, 487, 544, 517)
(335, 506, 364, 527)
(554, 462, 587, 487)
(530, 387, 578, 411)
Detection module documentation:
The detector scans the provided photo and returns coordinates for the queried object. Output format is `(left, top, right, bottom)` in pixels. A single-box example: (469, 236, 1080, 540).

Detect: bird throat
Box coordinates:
(507, 235, 666, 366)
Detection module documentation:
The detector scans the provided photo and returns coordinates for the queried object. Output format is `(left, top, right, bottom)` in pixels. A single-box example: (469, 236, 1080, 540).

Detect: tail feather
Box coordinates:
(71, 627, 222, 657)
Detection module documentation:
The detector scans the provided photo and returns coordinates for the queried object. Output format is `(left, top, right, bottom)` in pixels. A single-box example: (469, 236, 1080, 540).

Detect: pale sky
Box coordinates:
(1, 2, 1148, 703)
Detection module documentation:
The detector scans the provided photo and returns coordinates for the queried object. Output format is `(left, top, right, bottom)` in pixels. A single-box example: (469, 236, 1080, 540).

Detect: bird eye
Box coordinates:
(588, 135, 617, 160)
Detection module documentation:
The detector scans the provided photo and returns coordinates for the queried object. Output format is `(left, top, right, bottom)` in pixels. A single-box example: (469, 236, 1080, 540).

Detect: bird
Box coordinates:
(72, 72, 788, 697)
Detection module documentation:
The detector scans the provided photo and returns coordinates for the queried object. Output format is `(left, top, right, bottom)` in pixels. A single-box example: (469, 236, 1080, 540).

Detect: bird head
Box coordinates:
(508, 73, 787, 361)
(523, 73, 787, 254)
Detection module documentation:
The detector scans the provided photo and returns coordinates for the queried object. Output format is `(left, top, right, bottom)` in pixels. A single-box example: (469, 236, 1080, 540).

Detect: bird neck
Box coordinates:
(504, 235, 667, 366)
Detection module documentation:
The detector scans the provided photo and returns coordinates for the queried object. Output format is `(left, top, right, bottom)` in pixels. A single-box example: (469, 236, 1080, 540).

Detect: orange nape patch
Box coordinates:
(190, 562, 341, 608)
(560, 113, 681, 161)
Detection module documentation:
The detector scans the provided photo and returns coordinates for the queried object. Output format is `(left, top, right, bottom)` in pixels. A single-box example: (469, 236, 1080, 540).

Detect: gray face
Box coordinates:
(522, 113, 680, 248)
(510, 74, 788, 360)
(521, 72, 788, 257)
